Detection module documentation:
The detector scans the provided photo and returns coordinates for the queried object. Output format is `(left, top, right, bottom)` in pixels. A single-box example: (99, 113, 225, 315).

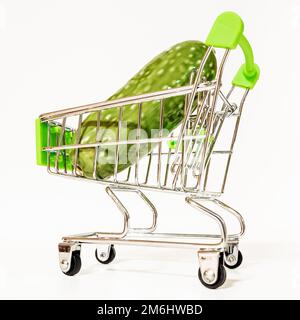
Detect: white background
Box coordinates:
(0, 0, 300, 299)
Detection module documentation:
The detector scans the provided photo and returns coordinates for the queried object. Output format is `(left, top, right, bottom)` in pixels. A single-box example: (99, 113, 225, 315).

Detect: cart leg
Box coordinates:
(185, 196, 227, 246)
(213, 199, 245, 239)
(58, 242, 82, 276)
(185, 196, 228, 288)
(105, 186, 158, 234)
(212, 199, 245, 269)
(92, 187, 157, 266)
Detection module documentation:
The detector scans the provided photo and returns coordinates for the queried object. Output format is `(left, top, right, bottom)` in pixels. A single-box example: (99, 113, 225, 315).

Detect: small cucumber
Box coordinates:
(74, 40, 217, 178)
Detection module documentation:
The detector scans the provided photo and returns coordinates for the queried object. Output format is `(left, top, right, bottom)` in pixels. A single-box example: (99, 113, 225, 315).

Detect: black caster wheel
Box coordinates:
(225, 250, 243, 269)
(198, 264, 226, 289)
(63, 251, 82, 276)
(95, 245, 116, 264)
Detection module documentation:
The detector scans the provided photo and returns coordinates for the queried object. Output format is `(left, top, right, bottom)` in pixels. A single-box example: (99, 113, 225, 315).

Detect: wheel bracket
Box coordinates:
(58, 242, 81, 273)
(198, 251, 221, 285)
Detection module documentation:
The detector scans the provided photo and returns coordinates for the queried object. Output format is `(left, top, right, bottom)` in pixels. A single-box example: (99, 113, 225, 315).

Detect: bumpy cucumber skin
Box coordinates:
(75, 41, 217, 179)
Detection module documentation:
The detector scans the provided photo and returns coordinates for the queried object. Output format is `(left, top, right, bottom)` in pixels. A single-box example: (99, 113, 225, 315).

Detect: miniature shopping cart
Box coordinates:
(35, 12, 259, 289)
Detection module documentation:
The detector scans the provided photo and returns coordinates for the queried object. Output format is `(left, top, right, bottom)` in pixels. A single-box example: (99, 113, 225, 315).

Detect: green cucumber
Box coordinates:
(73, 40, 217, 179)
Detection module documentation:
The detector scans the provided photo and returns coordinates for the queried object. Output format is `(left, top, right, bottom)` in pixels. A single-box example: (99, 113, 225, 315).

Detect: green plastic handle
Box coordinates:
(205, 11, 260, 89)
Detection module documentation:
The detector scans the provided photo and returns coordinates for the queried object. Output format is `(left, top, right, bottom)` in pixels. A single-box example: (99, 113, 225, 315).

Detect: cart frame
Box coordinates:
(36, 12, 259, 288)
